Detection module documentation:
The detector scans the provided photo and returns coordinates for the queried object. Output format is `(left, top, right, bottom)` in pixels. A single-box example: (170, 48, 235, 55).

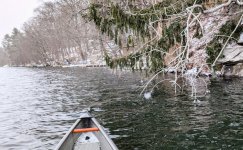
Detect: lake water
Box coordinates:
(0, 67, 243, 149)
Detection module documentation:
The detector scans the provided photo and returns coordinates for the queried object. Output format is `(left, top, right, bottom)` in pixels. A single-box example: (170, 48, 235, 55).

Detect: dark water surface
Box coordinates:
(0, 67, 243, 150)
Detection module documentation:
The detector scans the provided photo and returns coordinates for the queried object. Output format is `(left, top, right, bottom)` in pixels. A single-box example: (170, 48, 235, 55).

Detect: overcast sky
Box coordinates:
(0, 0, 51, 46)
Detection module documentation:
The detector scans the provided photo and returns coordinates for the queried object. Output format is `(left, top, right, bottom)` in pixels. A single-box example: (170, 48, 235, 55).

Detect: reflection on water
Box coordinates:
(0, 67, 243, 149)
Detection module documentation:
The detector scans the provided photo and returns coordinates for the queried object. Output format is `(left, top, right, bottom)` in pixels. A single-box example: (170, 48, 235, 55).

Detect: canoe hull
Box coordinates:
(55, 113, 118, 150)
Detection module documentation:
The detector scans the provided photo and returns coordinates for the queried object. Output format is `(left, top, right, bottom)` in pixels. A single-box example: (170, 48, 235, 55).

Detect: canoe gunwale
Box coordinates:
(55, 119, 81, 150)
(91, 117, 119, 150)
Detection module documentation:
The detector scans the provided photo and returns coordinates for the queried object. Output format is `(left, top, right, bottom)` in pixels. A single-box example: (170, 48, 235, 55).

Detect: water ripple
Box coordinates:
(0, 67, 243, 149)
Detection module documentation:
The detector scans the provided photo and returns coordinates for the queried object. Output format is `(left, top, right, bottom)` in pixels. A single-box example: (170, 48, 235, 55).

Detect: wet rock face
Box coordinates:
(222, 63, 243, 77)
(218, 46, 243, 65)
(222, 65, 233, 76)
(232, 63, 243, 77)
(218, 46, 243, 77)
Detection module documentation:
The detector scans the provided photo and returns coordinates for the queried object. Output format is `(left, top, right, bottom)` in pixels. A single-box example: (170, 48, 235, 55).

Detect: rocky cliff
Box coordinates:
(162, 2, 243, 77)
(218, 45, 243, 76)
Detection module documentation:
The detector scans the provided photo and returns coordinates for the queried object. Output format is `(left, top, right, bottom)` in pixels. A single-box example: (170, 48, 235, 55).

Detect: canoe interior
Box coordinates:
(55, 114, 118, 150)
